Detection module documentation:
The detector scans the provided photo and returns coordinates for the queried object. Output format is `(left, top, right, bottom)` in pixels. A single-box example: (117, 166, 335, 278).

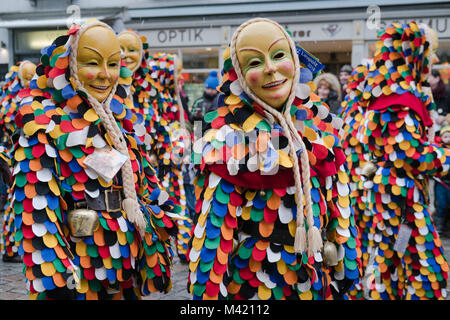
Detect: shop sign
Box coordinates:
(286, 21, 354, 41)
(141, 27, 225, 47)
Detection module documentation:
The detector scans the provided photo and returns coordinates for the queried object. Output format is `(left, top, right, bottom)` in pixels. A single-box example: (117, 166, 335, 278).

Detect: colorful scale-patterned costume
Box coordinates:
(143, 51, 193, 261)
(0, 62, 28, 149)
(11, 22, 178, 300)
(119, 30, 192, 262)
(0, 62, 33, 261)
(187, 18, 361, 300)
(340, 21, 450, 300)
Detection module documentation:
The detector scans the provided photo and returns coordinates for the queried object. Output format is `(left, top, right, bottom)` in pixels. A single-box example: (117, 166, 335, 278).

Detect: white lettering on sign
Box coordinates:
(141, 27, 224, 47)
(157, 28, 204, 43)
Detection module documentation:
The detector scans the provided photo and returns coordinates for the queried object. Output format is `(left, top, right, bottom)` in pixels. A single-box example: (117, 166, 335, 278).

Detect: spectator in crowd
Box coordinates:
(314, 72, 342, 115)
(192, 70, 220, 126)
(339, 64, 353, 98)
(429, 69, 450, 118)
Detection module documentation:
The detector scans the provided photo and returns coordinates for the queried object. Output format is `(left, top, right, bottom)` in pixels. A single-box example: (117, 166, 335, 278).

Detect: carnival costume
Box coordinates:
(187, 18, 361, 300)
(1, 61, 36, 262)
(340, 21, 450, 300)
(118, 30, 193, 262)
(11, 21, 178, 300)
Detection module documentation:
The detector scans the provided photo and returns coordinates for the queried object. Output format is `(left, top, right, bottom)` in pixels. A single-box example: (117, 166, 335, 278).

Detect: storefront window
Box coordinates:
(178, 48, 219, 111)
(14, 29, 67, 63)
(15, 29, 67, 53)
(296, 40, 352, 75)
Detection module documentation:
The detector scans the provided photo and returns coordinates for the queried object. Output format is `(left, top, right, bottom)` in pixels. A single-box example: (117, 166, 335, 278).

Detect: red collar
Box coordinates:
(369, 92, 433, 127)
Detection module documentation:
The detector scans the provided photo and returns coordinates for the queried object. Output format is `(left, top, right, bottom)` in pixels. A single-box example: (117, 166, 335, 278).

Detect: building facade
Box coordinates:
(0, 0, 449, 105)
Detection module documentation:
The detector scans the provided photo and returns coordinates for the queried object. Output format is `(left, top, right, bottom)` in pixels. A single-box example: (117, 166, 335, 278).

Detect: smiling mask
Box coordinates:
(76, 25, 121, 103)
(235, 20, 296, 109)
(18, 60, 37, 89)
(118, 30, 143, 73)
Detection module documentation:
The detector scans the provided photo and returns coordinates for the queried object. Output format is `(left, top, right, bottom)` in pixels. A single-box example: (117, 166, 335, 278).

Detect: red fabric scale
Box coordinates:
(205, 280, 220, 297)
(83, 267, 95, 280)
(263, 206, 277, 224)
(106, 218, 119, 231)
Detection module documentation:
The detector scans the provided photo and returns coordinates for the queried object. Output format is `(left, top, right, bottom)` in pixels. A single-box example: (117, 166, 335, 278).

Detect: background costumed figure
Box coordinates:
(11, 20, 178, 300)
(187, 18, 361, 300)
(118, 30, 193, 262)
(1, 60, 36, 262)
(340, 21, 450, 300)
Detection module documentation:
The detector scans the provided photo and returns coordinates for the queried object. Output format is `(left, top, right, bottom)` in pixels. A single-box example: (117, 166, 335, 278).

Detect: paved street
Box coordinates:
(1, 211, 449, 300)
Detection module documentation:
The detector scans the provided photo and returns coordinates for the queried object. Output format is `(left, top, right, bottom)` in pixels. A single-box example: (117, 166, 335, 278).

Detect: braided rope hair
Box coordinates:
(68, 20, 147, 235)
(230, 17, 322, 255)
(173, 55, 188, 143)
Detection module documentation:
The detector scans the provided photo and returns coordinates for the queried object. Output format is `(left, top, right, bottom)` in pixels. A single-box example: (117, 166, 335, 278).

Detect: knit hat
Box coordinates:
(340, 64, 353, 74)
(204, 70, 219, 89)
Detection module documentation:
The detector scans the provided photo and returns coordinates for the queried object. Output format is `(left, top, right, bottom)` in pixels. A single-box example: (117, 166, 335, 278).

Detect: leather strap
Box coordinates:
(73, 190, 122, 212)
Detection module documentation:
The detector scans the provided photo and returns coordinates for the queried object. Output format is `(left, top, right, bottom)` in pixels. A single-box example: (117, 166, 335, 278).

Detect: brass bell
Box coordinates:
(322, 241, 338, 267)
(67, 209, 99, 237)
(361, 161, 377, 180)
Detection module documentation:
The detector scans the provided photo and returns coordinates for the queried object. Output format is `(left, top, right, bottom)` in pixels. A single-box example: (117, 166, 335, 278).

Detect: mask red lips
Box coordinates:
(262, 79, 287, 89)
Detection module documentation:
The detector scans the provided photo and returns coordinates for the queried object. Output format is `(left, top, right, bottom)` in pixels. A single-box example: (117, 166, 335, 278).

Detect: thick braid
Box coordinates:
(173, 56, 187, 134)
(68, 21, 147, 235)
(230, 18, 321, 255)
(282, 111, 321, 254)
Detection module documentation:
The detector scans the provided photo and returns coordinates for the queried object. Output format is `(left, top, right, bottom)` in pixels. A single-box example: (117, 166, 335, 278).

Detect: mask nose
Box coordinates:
(264, 59, 276, 74)
(98, 62, 110, 80)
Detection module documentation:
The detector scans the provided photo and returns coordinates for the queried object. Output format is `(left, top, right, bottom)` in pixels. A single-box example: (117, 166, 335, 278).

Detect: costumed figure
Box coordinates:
(118, 30, 193, 262)
(1, 60, 36, 262)
(187, 18, 361, 300)
(340, 21, 450, 300)
(11, 20, 178, 300)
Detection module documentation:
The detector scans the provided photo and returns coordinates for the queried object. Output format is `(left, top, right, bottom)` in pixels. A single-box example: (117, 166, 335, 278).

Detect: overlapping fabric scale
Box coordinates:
(128, 45, 193, 261)
(187, 47, 362, 300)
(11, 31, 179, 300)
(0, 63, 28, 259)
(0, 145, 13, 258)
(340, 21, 450, 300)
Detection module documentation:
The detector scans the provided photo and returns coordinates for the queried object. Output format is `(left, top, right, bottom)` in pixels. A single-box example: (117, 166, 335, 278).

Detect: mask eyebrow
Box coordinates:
(268, 37, 287, 51)
(238, 47, 263, 54)
(82, 47, 121, 59)
(109, 50, 121, 58)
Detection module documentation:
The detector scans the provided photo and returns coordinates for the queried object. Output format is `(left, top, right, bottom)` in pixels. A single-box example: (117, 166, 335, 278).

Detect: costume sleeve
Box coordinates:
(324, 153, 362, 297)
(135, 144, 180, 294)
(187, 170, 237, 299)
(308, 130, 362, 298)
(12, 98, 80, 296)
(360, 106, 450, 178)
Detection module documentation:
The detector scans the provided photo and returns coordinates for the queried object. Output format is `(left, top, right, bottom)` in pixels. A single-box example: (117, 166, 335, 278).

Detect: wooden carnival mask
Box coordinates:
(235, 20, 295, 109)
(76, 26, 121, 102)
(118, 31, 142, 72)
(19, 61, 36, 89)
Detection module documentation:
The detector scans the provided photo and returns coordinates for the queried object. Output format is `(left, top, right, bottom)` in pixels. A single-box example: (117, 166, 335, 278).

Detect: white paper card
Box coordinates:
(83, 147, 128, 182)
